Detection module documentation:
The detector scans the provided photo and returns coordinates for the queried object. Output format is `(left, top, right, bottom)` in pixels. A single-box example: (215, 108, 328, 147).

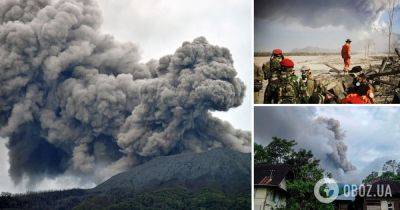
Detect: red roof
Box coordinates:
(254, 164, 292, 188)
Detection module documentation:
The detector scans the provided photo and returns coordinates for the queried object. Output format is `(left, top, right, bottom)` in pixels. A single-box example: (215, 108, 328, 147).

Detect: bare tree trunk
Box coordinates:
(388, 0, 398, 56)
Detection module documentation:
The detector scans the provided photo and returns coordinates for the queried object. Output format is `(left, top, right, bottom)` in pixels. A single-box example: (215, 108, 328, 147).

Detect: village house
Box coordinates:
(254, 164, 293, 210)
(334, 194, 355, 210)
(354, 179, 400, 210)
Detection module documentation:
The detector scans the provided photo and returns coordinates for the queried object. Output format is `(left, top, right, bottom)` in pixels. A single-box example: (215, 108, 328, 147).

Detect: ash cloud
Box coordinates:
(254, 107, 355, 176)
(0, 0, 250, 186)
(255, 0, 391, 29)
(315, 117, 356, 172)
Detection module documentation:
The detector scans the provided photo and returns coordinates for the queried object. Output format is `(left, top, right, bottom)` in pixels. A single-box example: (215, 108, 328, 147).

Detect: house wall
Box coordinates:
(363, 198, 400, 210)
(335, 202, 349, 210)
(254, 187, 287, 210)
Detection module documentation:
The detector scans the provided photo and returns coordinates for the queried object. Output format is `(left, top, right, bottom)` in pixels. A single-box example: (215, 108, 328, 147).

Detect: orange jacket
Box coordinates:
(341, 93, 373, 104)
(341, 44, 351, 59)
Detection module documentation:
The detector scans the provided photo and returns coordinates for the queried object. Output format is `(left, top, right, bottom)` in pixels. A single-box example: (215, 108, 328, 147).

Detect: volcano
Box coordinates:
(0, 148, 251, 209)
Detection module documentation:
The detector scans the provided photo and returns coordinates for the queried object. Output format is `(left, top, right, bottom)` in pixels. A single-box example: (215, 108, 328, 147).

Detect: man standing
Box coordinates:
(254, 64, 263, 103)
(263, 49, 284, 103)
(262, 49, 284, 80)
(276, 58, 300, 104)
(341, 39, 352, 73)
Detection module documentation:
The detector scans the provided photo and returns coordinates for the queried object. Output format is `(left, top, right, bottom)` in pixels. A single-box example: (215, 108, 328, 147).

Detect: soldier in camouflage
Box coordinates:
(254, 64, 264, 103)
(276, 58, 300, 104)
(308, 80, 326, 104)
(263, 49, 284, 103)
(299, 65, 321, 103)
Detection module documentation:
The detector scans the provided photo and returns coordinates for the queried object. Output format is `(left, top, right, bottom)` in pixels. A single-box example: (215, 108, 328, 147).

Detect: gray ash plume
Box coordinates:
(0, 0, 250, 185)
(315, 117, 356, 172)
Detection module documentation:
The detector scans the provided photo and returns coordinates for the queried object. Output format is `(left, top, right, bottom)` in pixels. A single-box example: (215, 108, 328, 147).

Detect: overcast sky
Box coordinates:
(0, 0, 252, 193)
(255, 106, 400, 184)
(255, 0, 400, 53)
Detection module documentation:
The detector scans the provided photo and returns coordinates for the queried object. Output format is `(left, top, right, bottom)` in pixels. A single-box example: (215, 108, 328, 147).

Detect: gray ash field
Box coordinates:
(255, 53, 400, 104)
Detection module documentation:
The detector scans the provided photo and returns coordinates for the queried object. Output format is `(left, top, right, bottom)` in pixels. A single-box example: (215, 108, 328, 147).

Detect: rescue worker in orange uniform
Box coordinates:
(341, 39, 352, 73)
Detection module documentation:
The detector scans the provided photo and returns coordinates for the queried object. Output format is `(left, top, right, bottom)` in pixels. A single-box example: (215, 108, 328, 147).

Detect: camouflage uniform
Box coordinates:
(263, 56, 282, 103)
(277, 69, 300, 104)
(262, 57, 281, 80)
(299, 72, 316, 103)
(254, 64, 263, 92)
(308, 83, 325, 104)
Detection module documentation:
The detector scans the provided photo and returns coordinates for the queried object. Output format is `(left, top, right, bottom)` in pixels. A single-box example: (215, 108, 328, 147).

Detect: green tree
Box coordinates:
(382, 160, 400, 174)
(363, 160, 400, 184)
(254, 143, 267, 163)
(255, 137, 333, 210)
(256, 137, 296, 164)
(363, 171, 379, 184)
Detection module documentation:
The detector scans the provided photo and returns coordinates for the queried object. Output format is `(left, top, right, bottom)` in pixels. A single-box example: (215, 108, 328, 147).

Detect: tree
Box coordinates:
(382, 160, 400, 174)
(388, 0, 398, 56)
(254, 143, 267, 163)
(363, 39, 375, 58)
(265, 137, 296, 164)
(255, 137, 333, 210)
(255, 137, 296, 164)
(363, 171, 379, 184)
(363, 160, 400, 184)
(287, 149, 324, 180)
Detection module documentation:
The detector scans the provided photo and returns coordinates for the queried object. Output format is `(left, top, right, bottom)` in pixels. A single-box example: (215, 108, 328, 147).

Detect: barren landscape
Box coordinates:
(254, 53, 392, 104)
(254, 53, 384, 74)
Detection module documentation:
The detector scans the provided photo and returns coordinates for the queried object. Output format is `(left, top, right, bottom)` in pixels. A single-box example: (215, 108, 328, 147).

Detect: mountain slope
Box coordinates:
(291, 46, 337, 53)
(94, 148, 250, 194)
(0, 148, 251, 210)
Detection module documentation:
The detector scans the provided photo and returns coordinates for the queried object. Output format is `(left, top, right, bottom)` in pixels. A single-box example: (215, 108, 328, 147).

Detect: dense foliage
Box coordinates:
(363, 160, 400, 184)
(255, 137, 334, 210)
(0, 187, 250, 210)
(0, 189, 86, 210)
(75, 187, 250, 210)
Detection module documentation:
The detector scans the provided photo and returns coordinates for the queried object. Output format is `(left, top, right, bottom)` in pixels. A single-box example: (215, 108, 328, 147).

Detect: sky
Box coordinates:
(255, 106, 400, 184)
(255, 0, 400, 53)
(0, 0, 252, 193)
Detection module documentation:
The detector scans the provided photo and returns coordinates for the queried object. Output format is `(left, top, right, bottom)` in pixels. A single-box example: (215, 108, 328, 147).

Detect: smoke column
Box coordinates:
(0, 0, 250, 186)
(254, 107, 356, 175)
(315, 117, 356, 172)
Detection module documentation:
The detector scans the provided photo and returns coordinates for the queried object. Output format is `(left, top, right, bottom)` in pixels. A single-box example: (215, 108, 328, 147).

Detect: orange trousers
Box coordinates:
(343, 58, 351, 71)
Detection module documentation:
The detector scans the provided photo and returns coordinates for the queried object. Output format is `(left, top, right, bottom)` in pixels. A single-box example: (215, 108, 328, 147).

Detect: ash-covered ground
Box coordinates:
(254, 53, 396, 104)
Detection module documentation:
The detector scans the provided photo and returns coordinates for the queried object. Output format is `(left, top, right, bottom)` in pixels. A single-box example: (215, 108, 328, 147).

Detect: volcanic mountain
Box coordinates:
(0, 148, 251, 210)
